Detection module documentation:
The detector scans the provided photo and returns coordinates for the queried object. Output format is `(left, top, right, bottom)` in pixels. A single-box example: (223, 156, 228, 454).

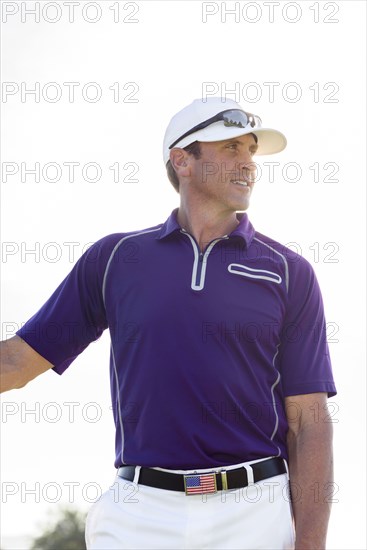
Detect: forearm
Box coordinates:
(0, 340, 25, 392)
(287, 422, 334, 550)
(0, 337, 53, 393)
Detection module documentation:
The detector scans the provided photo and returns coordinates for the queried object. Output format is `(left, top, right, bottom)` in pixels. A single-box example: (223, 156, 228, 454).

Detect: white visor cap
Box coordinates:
(163, 97, 287, 165)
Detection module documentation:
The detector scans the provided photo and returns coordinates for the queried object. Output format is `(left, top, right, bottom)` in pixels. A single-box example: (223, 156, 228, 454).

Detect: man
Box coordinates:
(1, 97, 336, 549)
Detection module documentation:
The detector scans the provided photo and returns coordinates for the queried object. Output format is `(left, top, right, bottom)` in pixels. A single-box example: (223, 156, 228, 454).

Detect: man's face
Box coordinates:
(188, 133, 258, 213)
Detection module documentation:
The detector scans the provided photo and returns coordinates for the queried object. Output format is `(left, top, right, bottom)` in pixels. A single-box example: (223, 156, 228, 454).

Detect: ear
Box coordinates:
(169, 148, 191, 177)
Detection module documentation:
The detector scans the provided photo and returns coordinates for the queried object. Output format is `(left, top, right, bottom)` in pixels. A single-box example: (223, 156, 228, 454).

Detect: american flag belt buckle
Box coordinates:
(183, 471, 218, 496)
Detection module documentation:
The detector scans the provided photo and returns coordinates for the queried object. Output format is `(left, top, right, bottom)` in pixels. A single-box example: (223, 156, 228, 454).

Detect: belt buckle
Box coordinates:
(184, 471, 217, 496)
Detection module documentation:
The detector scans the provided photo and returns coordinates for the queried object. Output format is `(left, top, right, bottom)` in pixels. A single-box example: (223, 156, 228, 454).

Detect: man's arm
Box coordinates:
(0, 335, 53, 393)
(285, 392, 334, 550)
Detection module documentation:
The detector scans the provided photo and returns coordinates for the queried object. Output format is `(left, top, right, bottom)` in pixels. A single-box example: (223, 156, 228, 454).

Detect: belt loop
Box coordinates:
(243, 463, 254, 485)
(133, 465, 141, 484)
(283, 459, 290, 480)
(220, 470, 228, 491)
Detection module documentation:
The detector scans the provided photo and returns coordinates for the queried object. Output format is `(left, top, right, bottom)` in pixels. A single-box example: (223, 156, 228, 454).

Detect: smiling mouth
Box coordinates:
(232, 180, 249, 187)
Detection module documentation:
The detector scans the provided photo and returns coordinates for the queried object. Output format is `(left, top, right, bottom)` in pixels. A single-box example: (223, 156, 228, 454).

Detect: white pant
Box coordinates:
(86, 460, 295, 550)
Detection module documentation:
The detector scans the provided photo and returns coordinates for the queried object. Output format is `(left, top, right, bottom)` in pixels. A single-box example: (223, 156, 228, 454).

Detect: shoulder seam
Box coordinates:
(102, 228, 161, 306)
(253, 237, 289, 293)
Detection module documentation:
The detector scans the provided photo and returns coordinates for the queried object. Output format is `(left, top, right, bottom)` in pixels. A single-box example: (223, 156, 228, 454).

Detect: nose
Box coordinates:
(241, 154, 257, 177)
(240, 147, 254, 164)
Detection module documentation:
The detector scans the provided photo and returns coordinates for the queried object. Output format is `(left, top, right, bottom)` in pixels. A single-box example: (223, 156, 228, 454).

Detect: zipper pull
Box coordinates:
(199, 252, 204, 263)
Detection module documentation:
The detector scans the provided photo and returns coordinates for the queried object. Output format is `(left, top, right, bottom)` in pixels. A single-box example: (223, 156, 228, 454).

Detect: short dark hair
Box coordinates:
(166, 142, 202, 193)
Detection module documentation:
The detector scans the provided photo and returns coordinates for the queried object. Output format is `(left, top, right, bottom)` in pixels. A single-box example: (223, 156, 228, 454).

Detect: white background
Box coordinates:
(1, 1, 366, 548)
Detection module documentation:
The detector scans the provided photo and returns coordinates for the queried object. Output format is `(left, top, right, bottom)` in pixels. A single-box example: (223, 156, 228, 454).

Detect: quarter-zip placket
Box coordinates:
(180, 229, 229, 291)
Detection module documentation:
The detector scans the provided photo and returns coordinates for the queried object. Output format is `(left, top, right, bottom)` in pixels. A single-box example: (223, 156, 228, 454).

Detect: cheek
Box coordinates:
(197, 158, 221, 186)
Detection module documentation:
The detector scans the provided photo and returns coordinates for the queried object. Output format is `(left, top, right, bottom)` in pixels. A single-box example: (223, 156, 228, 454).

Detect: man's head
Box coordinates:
(169, 133, 259, 214)
(163, 97, 287, 193)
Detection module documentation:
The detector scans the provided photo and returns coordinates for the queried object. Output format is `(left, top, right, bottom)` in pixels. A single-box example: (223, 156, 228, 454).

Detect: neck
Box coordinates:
(177, 199, 240, 252)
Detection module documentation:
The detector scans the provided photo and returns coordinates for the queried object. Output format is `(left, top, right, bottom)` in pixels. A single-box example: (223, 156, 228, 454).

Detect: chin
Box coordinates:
(234, 200, 250, 212)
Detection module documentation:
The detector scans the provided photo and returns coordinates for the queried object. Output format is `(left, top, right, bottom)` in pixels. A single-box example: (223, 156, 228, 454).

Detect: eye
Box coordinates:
(227, 143, 238, 150)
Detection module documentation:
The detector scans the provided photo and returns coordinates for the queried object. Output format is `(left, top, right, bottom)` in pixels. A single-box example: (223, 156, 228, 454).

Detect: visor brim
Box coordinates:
(164, 123, 287, 163)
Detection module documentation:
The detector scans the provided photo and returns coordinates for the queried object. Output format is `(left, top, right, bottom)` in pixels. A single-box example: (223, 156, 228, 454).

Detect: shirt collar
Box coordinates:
(157, 208, 255, 247)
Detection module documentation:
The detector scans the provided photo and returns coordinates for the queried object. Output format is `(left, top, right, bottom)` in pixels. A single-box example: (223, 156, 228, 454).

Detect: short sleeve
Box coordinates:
(16, 235, 120, 375)
(278, 256, 337, 397)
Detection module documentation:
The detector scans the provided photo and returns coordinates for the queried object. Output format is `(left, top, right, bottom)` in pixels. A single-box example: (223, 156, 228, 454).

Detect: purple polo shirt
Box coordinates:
(17, 209, 336, 469)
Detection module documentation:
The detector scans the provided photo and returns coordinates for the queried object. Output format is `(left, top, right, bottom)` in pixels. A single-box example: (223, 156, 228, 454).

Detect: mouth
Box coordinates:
(231, 180, 250, 188)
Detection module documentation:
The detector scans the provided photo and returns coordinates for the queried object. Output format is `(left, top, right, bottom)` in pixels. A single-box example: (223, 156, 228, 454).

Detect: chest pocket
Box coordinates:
(228, 263, 282, 284)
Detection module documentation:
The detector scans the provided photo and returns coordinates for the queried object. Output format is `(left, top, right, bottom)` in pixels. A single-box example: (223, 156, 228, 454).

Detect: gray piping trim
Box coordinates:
(228, 263, 282, 284)
(182, 232, 200, 290)
(102, 228, 161, 307)
(270, 344, 282, 457)
(110, 342, 125, 463)
(101, 227, 160, 464)
(253, 237, 289, 293)
(181, 231, 229, 291)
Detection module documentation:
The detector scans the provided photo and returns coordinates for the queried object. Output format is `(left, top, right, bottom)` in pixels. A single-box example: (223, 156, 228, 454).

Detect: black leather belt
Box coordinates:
(117, 457, 286, 494)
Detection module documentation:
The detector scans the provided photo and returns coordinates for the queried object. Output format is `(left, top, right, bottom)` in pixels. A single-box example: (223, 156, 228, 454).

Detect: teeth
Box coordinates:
(233, 180, 248, 186)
